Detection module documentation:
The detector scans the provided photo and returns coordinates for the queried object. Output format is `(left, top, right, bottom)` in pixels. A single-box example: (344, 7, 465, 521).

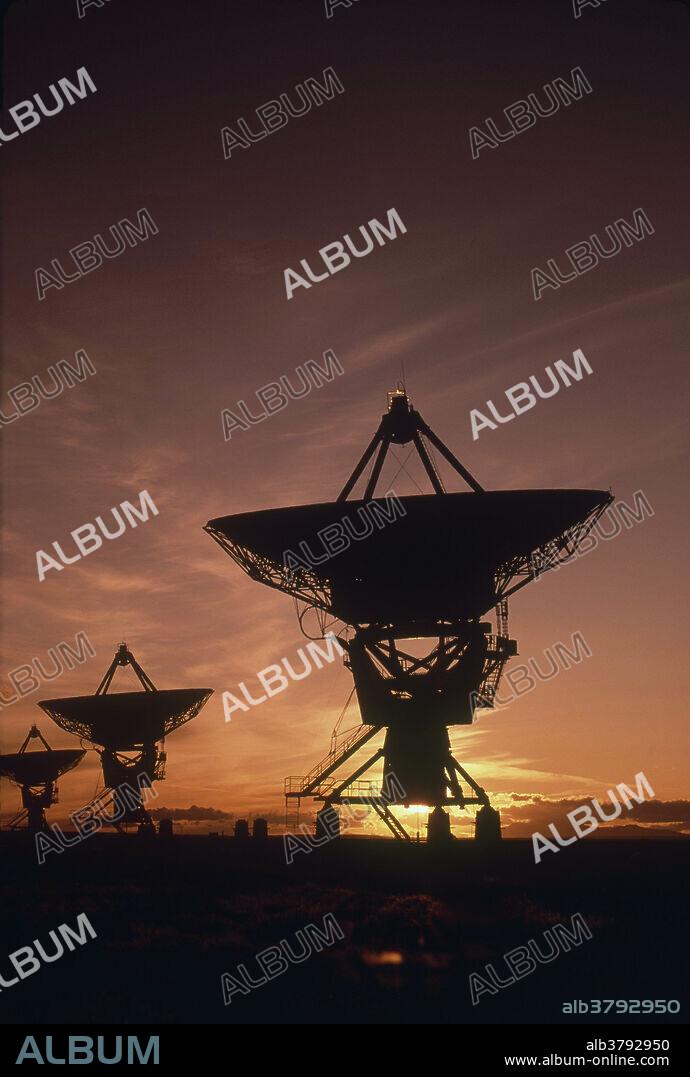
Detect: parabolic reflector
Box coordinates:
(205, 489, 612, 624)
(0, 748, 85, 786)
(37, 688, 213, 750)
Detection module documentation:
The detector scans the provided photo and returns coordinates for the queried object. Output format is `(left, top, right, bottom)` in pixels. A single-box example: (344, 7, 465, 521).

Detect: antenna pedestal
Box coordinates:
(39, 645, 212, 834)
(285, 623, 514, 840)
(20, 783, 56, 834)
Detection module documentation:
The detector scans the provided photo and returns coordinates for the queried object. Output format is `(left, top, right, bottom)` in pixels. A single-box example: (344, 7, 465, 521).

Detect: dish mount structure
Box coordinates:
(38, 643, 213, 832)
(205, 389, 612, 842)
(0, 726, 84, 833)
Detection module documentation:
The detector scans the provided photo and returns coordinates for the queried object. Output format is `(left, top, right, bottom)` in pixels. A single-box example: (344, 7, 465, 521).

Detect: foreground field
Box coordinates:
(0, 835, 686, 1024)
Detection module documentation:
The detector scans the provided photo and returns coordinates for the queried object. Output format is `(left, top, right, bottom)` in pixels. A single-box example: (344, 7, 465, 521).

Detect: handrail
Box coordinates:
(300, 724, 375, 789)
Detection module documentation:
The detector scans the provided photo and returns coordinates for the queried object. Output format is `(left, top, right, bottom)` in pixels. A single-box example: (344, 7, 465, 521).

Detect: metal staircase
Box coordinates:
(81, 786, 126, 832)
(370, 799, 412, 841)
(472, 601, 518, 709)
(7, 807, 29, 830)
(284, 722, 381, 799)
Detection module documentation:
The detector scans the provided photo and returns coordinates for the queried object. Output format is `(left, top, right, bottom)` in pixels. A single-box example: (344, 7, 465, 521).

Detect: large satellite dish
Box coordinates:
(0, 726, 85, 833)
(205, 389, 612, 842)
(0, 748, 84, 786)
(206, 488, 609, 625)
(38, 688, 212, 751)
(39, 643, 213, 832)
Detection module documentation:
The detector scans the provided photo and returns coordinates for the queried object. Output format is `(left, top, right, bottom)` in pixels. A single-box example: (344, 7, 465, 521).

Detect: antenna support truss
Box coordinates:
(96, 643, 157, 695)
(337, 389, 484, 500)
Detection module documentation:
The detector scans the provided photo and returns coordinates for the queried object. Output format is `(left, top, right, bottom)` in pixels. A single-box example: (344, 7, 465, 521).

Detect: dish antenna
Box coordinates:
(205, 389, 611, 842)
(0, 726, 85, 833)
(38, 643, 213, 832)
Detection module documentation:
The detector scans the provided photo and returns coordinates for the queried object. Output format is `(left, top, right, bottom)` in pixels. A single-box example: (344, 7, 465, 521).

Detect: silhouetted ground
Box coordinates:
(0, 835, 686, 1025)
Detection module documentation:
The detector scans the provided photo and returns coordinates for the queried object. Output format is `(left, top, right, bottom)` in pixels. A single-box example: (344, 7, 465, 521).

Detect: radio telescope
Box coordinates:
(0, 726, 84, 833)
(38, 643, 213, 832)
(205, 389, 611, 841)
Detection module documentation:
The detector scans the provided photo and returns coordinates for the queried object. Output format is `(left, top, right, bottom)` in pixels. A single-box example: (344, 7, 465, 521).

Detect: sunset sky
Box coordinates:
(1, 0, 688, 837)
